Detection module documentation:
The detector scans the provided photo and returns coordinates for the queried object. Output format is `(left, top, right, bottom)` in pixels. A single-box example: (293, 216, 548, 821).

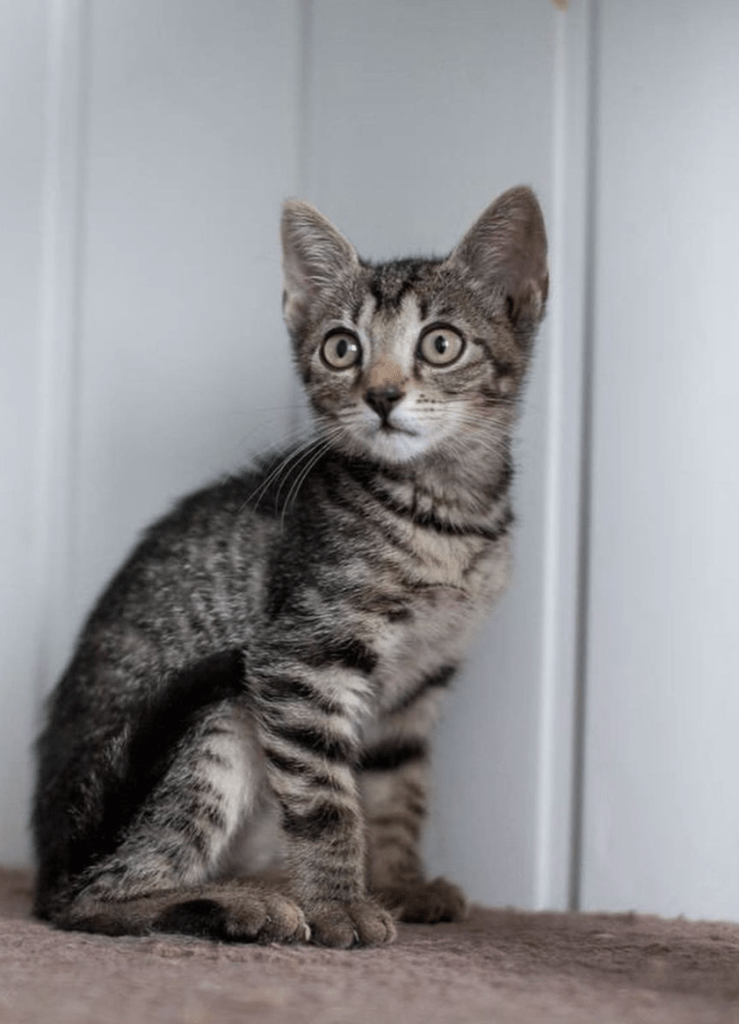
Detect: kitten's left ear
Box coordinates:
(281, 200, 359, 332)
(446, 186, 549, 338)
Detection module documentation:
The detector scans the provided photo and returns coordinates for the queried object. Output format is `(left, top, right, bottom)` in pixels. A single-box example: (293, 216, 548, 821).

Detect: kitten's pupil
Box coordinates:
(336, 338, 348, 359)
(433, 334, 448, 354)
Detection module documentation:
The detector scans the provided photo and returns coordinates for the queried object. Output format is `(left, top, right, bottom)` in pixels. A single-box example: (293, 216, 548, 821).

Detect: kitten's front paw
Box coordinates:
(373, 877, 468, 923)
(154, 887, 310, 944)
(306, 898, 396, 948)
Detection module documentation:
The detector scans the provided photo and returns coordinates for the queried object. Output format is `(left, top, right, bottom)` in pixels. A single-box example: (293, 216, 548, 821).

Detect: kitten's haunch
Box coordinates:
(32, 187, 548, 947)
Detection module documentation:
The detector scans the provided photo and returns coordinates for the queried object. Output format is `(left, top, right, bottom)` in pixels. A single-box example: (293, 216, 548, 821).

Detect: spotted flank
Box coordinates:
(33, 186, 548, 948)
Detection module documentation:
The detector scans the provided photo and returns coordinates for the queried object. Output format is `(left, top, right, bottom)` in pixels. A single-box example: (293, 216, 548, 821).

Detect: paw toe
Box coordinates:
(154, 888, 308, 944)
(308, 899, 396, 948)
(375, 877, 468, 923)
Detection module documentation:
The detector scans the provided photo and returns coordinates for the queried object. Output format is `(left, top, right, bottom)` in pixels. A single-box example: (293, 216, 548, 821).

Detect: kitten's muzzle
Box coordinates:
(364, 385, 404, 423)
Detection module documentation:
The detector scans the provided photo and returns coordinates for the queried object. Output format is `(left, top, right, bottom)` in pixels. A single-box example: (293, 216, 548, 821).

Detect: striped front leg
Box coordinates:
(253, 660, 395, 948)
(360, 665, 467, 923)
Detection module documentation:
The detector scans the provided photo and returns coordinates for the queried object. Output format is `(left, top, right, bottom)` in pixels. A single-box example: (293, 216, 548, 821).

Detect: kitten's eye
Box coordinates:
(418, 327, 465, 366)
(321, 332, 362, 370)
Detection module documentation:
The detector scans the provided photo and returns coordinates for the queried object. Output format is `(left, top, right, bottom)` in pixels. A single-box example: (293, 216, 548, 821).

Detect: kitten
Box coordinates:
(32, 186, 548, 948)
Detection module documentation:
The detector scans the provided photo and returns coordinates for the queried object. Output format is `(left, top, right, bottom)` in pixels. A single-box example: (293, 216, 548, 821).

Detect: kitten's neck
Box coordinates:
(334, 440, 513, 527)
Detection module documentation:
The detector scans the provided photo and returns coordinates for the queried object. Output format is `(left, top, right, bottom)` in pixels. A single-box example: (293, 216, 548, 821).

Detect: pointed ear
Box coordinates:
(281, 200, 359, 331)
(446, 186, 549, 337)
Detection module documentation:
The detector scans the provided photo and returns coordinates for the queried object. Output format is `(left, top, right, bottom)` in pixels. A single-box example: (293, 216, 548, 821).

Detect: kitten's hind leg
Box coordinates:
(360, 684, 467, 924)
(46, 701, 307, 942)
(59, 880, 308, 942)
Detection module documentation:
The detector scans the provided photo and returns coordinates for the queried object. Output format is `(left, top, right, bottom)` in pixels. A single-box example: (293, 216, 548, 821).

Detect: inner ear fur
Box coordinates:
(446, 186, 549, 336)
(281, 200, 359, 332)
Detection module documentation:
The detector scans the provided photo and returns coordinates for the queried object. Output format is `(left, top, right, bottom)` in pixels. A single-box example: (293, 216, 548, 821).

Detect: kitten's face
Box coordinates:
(281, 189, 548, 467)
(294, 263, 520, 465)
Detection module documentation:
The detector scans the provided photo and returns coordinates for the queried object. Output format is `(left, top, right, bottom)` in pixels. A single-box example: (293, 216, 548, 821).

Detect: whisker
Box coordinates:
(279, 432, 341, 532)
(240, 430, 322, 514)
(273, 427, 341, 510)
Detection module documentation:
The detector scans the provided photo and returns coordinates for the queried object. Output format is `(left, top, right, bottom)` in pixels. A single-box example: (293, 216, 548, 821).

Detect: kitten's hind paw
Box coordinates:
(154, 885, 309, 944)
(373, 877, 468, 923)
(306, 898, 396, 948)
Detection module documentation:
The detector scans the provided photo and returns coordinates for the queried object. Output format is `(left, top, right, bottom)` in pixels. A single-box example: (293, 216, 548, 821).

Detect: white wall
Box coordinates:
(73, 0, 302, 624)
(580, 0, 739, 919)
(0, 0, 49, 865)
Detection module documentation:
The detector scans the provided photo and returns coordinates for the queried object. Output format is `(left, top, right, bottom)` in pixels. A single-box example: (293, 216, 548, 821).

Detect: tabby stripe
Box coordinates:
(198, 748, 231, 769)
(368, 276, 385, 310)
(303, 637, 378, 677)
(170, 792, 229, 834)
(350, 294, 365, 324)
(359, 739, 428, 772)
(167, 847, 199, 875)
(350, 587, 413, 623)
(482, 505, 515, 543)
(388, 663, 457, 716)
(385, 605, 412, 623)
(388, 277, 418, 311)
(199, 804, 229, 832)
(198, 724, 233, 742)
(489, 460, 514, 504)
(324, 470, 418, 558)
(331, 452, 408, 486)
(162, 815, 211, 856)
(343, 462, 509, 539)
(264, 747, 343, 789)
(269, 722, 354, 763)
(281, 801, 355, 841)
(259, 677, 343, 716)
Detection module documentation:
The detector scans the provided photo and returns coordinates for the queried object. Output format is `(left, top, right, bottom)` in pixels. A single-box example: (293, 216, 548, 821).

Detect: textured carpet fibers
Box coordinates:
(1, 869, 738, 1023)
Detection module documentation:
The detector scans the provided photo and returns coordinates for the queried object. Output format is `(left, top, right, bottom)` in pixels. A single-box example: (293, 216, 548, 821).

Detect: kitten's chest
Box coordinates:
(379, 582, 476, 661)
(368, 534, 511, 710)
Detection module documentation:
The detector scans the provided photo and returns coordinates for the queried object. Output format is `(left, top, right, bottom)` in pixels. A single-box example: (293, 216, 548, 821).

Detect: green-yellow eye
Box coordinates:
(321, 332, 362, 370)
(418, 326, 465, 366)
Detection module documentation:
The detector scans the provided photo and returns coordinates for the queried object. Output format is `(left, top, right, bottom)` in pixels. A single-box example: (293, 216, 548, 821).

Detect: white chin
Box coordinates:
(364, 429, 431, 464)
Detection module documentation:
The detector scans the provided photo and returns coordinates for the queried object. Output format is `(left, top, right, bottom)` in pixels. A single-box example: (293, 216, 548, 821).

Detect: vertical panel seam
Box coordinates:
(534, 4, 569, 912)
(568, 0, 601, 913)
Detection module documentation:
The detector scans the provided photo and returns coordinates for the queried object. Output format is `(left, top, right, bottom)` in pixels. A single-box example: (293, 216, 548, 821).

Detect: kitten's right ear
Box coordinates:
(281, 200, 359, 332)
(446, 186, 549, 341)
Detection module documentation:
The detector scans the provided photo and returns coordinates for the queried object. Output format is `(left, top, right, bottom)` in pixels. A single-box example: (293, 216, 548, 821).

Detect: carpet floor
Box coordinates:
(1, 869, 738, 1023)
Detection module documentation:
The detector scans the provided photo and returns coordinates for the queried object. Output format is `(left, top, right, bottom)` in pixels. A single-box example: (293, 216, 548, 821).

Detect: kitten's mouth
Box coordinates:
(377, 419, 417, 437)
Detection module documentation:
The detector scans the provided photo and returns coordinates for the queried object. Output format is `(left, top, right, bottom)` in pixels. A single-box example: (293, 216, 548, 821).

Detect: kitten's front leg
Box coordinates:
(360, 675, 467, 924)
(253, 662, 395, 948)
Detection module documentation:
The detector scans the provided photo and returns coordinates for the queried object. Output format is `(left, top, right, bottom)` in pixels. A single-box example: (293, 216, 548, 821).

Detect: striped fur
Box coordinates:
(33, 186, 548, 947)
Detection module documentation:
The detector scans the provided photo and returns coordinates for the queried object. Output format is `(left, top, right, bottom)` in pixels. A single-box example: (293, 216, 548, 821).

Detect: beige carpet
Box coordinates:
(1, 869, 738, 1024)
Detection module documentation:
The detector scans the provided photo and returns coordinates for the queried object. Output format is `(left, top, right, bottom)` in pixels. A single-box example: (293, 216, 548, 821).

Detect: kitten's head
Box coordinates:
(281, 187, 548, 468)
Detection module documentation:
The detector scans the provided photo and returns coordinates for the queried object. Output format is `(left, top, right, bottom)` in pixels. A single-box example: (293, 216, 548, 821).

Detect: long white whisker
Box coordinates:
(279, 433, 340, 533)
(273, 427, 341, 510)
(242, 430, 322, 514)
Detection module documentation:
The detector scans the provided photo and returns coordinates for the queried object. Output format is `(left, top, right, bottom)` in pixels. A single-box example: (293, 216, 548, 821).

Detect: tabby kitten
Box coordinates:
(33, 186, 548, 948)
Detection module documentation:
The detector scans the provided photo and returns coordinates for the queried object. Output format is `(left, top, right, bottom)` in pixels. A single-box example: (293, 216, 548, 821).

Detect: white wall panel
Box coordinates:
(0, 0, 50, 865)
(72, 0, 302, 628)
(581, 0, 739, 919)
